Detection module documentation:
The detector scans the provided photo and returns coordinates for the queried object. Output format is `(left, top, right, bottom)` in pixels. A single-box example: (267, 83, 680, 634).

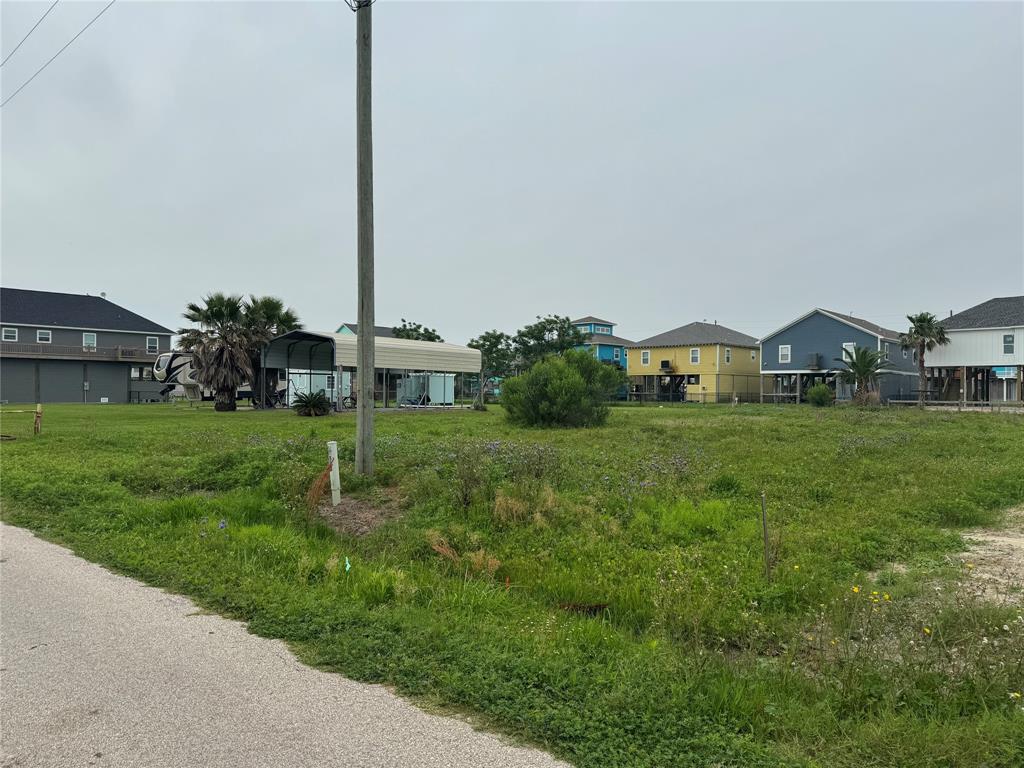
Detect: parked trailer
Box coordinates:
(153, 352, 285, 405)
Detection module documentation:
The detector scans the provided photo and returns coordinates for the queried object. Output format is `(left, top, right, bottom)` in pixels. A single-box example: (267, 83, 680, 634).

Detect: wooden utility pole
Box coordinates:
(354, 0, 375, 475)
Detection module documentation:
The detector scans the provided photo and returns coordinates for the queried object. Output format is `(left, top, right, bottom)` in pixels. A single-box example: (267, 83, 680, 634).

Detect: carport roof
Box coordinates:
(265, 330, 481, 373)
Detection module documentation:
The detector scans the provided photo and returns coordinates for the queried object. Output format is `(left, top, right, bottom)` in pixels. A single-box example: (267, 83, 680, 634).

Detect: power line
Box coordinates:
(0, 0, 60, 68)
(0, 0, 116, 109)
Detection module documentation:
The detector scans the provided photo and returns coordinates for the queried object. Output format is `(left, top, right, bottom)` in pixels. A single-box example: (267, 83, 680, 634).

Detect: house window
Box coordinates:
(2, 328, 17, 342)
(146, 336, 159, 354)
(37, 330, 52, 343)
(841, 342, 856, 362)
(779, 345, 791, 364)
(724, 348, 732, 364)
(613, 348, 620, 361)
(82, 332, 97, 350)
(641, 350, 650, 366)
(131, 366, 154, 381)
(690, 348, 699, 364)
(595, 325, 611, 334)
(751, 350, 756, 361)
(1004, 334, 1015, 354)
(326, 374, 335, 390)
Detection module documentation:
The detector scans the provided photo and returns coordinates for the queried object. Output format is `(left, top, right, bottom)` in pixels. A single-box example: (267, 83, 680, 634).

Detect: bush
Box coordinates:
(501, 349, 626, 427)
(806, 383, 835, 407)
(292, 390, 332, 417)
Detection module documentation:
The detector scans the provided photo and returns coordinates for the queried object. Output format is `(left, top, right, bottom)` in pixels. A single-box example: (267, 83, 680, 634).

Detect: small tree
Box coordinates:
(179, 293, 300, 410)
(806, 382, 834, 407)
(178, 293, 252, 411)
(502, 349, 625, 427)
(467, 329, 515, 407)
(242, 295, 302, 406)
(835, 346, 888, 405)
(393, 319, 444, 342)
(899, 312, 950, 407)
(513, 315, 587, 370)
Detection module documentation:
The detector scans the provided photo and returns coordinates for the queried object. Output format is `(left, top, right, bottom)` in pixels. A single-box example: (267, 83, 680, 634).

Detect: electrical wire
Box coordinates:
(1, 0, 115, 109)
(0, 0, 60, 68)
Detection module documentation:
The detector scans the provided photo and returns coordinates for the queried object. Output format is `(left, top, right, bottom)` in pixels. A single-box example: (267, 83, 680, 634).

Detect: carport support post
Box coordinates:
(354, 0, 375, 475)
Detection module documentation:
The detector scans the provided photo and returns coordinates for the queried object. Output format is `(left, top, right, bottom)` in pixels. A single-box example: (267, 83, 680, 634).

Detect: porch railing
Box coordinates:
(0, 342, 159, 361)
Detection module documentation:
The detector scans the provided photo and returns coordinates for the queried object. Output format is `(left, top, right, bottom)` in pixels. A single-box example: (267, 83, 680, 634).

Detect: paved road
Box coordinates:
(0, 524, 567, 768)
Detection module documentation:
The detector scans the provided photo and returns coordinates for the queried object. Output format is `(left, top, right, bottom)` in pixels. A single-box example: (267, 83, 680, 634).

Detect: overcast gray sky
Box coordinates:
(2, 1, 1021, 343)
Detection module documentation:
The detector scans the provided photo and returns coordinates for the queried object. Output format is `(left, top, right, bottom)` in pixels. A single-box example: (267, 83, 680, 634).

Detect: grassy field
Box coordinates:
(2, 403, 1023, 767)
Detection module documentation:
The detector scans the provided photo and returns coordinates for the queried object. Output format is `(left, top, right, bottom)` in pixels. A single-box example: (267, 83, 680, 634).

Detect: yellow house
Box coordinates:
(626, 322, 760, 402)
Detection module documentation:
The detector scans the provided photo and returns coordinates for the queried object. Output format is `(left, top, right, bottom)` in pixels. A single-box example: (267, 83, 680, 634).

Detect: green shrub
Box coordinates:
(292, 390, 332, 417)
(806, 383, 835, 407)
(501, 349, 626, 427)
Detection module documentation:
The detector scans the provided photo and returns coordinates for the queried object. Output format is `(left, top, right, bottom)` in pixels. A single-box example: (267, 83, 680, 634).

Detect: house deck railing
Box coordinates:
(0, 342, 159, 362)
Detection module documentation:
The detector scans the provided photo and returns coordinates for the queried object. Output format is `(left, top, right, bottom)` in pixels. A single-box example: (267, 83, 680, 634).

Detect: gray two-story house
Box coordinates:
(0, 287, 174, 404)
(760, 308, 916, 402)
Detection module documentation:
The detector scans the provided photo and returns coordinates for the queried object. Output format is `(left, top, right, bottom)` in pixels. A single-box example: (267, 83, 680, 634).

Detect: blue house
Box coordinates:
(759, 309, 916, 402)
(571, 316, 633, 370)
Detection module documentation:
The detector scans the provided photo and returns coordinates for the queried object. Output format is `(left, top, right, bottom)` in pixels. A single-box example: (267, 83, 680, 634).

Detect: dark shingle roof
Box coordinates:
(629, 322, 757, 349)
(941, 296, 1024, 330)
(0, 287, 172, 334)
(336, 322, 395, 338)
(582, 333, 633, 346)
(818, 309, 902, 341)
(571, 316, 615, 326)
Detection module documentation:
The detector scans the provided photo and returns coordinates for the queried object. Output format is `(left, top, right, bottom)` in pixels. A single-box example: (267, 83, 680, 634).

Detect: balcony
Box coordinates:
(0, 342, 159, 362)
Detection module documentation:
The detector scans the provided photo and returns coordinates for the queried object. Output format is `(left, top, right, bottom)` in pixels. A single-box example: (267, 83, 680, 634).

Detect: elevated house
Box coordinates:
(571, 316, 632, 369)
(0, 287, 173, 404)
(926, 296, 1024, 404)
(759, 308, 915, 402)
(626, 322, 760, 402)
(336, 322, 395, 338)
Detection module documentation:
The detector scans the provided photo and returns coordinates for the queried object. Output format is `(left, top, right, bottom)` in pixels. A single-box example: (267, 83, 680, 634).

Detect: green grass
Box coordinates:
(2, 403, 1023, 767)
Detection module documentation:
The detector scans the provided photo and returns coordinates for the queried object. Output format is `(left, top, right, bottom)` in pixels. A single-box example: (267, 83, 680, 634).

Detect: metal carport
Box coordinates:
(263, 330, 482, 408)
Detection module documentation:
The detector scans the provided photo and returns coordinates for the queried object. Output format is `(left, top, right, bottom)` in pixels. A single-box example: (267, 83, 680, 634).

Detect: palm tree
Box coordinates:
(899, 312, 950, 407)
(178, 294, 251, 411)
(835, 345, 889, 405)
(241, 295, 302, 407)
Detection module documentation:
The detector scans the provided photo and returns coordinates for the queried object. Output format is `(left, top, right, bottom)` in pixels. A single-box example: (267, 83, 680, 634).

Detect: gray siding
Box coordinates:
(0, 359, 38, 403)
(761, 312, 878, 372)
(0, 359, 153, 404)
(84, 362, 130, 403)
(0, 325, 171, 352)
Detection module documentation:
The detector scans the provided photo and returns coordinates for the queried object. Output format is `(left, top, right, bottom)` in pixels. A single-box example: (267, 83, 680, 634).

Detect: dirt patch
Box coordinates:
(317, 486, 404, 537)
(960, 507, 1024, 605)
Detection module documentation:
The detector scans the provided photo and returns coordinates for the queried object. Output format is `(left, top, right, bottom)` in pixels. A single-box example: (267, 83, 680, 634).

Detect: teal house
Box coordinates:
(571, 316, 632, 370)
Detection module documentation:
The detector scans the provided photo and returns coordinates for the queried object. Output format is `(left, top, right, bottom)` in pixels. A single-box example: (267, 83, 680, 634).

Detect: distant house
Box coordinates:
(571, 316, 632, 369)
(626, 322, 760, 402)
(759, 308, 916, 402)
(0, 287, 173, 404)
(926, 296, 1023, 403)
(335, 322, 395, 338)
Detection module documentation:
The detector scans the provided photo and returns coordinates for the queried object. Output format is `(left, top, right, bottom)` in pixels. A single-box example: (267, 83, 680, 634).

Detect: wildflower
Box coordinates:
(1003, 624, 1010, 632)
(1010, 692, 1022, 700)
(218, 519, 227, 530)
(883, 593, 891, 601)
(852, 586, 860, 594)
(793, 565, 800, 571)
(923, 627, 931, 635)
(871, 590, 879, 595)
(966, 563, 975, 570)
